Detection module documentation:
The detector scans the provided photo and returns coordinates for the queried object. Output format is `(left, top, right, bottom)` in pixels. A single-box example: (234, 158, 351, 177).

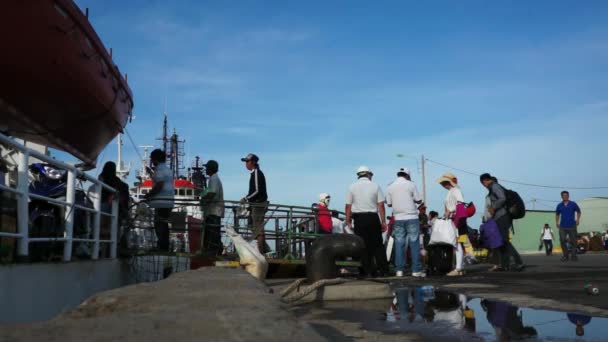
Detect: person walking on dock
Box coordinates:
(540, 223, 554, 256)
(480, 173, 524, 271)
(555, 191, 582, 261)
(345, 166, 389, 277)
(145, 149, 174, 252)
(240, 153, 268, 254)
(437, 172, 468, 276)
(200, 160, 224, 256)
(386, 167, 425, 277)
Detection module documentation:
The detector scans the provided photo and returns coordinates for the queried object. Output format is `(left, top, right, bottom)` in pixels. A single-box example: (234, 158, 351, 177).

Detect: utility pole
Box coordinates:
(421, 155, 427, 205)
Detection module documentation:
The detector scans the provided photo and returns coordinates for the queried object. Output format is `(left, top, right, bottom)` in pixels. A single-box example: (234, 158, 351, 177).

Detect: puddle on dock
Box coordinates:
(292, 285, 608, 341)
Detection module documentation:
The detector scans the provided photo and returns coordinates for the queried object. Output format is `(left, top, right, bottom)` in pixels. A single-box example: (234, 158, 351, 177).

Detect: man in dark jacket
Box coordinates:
(240, 153, 268, 253)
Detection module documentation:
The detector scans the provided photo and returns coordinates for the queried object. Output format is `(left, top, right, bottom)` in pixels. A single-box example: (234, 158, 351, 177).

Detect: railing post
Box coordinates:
(62, 169, 76, 261)
(16, 151, 29, 258)
(110, 198, 118, 258)
(91, 183, 102, 259)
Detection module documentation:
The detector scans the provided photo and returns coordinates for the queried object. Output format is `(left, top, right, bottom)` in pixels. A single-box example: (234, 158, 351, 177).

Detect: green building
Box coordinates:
(512, 210, 555, 253)
(577, 197, 608, 234)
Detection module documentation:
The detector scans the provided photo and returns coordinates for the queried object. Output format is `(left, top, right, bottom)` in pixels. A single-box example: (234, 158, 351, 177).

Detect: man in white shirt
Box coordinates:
(200, 160, 224, 256)
(386, 167, 425, 277)
(144, 149, 174, 252)
(345, 166, 388, 277)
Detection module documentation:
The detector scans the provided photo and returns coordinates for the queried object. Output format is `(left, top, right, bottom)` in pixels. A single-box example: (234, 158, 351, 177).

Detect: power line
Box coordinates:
(534, 198, 560, 203)
(425, 158, 608, 190)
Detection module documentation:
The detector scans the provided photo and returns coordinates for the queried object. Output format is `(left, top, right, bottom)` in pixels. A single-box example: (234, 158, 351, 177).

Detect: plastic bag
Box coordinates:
(331, 217, 349, 234)
(236, 203, 250, 218)
(225, 225, 268, 280)
(479, 219, 503, 249)
(428, 219, 457, 247)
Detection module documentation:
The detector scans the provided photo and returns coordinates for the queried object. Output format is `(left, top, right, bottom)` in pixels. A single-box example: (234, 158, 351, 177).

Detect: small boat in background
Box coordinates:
(0, 0, 133, 168)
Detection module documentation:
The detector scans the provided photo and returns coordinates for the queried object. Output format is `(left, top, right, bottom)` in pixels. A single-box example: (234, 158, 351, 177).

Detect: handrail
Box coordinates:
(0, 132, 119, 262)
(0, 133, 116, 192)
(125, 197, 347, 260)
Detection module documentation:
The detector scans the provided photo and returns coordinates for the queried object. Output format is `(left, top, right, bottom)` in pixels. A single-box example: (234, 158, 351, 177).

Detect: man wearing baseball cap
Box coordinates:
(200, 160, 224, 256)
(345, 165, 388, 277)
(240, 153, 268, 253)
(386, 167, 425, 277)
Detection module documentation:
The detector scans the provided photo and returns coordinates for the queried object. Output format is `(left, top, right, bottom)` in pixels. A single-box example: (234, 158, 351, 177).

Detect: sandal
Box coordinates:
(446, 269, 464, 276)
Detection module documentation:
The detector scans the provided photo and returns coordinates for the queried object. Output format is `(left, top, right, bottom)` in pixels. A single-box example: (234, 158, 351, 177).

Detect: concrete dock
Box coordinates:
(2, 254, 608, 341)
(0, 268, 325, 342)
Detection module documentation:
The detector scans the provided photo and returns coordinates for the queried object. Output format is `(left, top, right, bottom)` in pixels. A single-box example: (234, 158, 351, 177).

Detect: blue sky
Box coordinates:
(70, 0, 608, 225)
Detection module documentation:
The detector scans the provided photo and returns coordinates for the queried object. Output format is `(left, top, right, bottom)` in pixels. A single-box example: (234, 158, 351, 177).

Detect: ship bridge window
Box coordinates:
(186, 189, 193, 196)
(174, 189, 178, 195)
(141, 189, 149, 195)
(178, 189, 185, 196)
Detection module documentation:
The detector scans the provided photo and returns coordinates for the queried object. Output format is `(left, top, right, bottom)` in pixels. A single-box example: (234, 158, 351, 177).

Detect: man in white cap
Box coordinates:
(386, 167, 425, 277)
(345, 166, 388, 277)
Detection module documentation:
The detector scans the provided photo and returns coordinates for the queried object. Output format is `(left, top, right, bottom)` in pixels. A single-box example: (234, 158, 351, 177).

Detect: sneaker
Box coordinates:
(396, 271, 404, 277)
(511, 264, 525, 272)
(412, 272, 427, 278)
(560, 256, 569, 262)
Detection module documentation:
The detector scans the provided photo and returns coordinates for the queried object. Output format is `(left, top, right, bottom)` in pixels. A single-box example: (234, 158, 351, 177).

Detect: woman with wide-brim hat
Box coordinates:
(437, 172, 467, 276)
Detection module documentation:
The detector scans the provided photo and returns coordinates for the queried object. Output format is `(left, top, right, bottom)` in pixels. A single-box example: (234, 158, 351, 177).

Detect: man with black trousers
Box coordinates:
(345, 166, 388, 277)
(240, 153, 268, 253)
(480, 173, 524, 271)
(144, 149, 174, 252)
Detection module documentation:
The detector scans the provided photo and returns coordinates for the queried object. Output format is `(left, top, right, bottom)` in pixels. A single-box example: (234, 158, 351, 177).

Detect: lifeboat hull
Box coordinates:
(0, 0, 133, 167)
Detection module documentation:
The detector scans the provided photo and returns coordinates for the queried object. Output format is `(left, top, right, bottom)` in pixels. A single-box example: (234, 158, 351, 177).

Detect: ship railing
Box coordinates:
(122, 198, 346, 260)
(0, 132, 119, 262)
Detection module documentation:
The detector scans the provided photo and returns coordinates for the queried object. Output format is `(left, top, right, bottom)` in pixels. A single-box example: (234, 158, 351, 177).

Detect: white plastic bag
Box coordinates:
(386, 236, 394, 260)
(428, 219, 457, 247)
(332, 217, 354, 234)
(225, 225, 268, 280)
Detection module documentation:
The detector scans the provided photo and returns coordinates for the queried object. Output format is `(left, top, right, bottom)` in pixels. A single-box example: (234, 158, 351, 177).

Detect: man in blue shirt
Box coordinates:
(555, 191, 582, 261)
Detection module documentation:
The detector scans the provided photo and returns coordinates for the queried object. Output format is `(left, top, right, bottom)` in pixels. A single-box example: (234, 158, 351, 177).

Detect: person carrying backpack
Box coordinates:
(480, 173, 524, 271)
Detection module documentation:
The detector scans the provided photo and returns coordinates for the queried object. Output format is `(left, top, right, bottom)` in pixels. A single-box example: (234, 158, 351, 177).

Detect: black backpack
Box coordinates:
(504, 187, 526, 219)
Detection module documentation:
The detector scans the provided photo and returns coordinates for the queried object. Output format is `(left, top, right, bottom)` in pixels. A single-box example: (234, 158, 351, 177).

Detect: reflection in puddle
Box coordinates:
(293, 285, 608, 341)
(387, 286, 608, 341)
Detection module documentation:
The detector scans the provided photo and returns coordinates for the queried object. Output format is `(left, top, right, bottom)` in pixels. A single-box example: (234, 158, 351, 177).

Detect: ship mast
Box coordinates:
(158, 111, 185, 179)
(162, 112, 168, 154)
(139, 145, 154, 180)
(116, 133, 131, 180)
(190, 156, 206, 190)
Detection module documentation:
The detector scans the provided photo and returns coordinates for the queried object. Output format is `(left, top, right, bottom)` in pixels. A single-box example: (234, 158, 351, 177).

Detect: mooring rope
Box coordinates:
(280, 278, 348, 304)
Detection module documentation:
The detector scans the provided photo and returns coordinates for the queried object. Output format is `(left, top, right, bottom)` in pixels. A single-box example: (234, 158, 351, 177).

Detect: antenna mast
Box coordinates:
(116, 133, 131, 180)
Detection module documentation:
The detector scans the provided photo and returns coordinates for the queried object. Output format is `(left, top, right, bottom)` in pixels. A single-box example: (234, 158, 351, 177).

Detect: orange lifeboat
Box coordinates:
(0, 0, 133, 167)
